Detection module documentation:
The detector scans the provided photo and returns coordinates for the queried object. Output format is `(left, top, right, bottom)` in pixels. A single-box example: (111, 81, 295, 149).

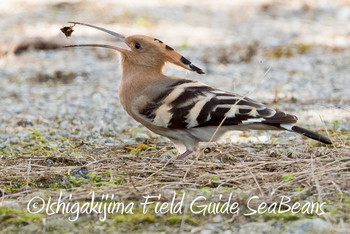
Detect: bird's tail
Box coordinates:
(280, 124, 332, 144)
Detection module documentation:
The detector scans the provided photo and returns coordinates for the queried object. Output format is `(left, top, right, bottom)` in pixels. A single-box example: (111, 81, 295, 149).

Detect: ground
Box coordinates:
(0, 0, 350, 233)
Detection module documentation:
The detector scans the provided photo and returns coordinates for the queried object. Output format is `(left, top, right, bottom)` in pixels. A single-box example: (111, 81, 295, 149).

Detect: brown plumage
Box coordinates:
(64, 22, 332, 160)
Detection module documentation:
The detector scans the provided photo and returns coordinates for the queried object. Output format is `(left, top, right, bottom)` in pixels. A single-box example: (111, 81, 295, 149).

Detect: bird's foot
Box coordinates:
(176, 150, 193, 160)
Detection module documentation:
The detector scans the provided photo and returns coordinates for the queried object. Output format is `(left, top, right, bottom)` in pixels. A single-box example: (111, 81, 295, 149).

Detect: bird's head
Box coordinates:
(64, 22, 204, 74)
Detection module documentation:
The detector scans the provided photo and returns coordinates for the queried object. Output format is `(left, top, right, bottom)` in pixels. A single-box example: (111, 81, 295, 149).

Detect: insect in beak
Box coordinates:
(63, 21, 131, 52)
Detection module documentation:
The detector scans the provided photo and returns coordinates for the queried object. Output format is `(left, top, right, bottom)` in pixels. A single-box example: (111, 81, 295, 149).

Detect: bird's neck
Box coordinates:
(118, 61, 164, 114)
(120, 61, 163, 91)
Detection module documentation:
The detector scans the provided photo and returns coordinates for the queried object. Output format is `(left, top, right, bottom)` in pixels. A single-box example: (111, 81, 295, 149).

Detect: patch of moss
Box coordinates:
(265, 44, 312, 59)
(35, 174, 66, 188)
(113, 211, 155, 224)
(1, 177, 30, 192)
(66, 173, 126, 188)
(265, 46, 293, 58)
(296, 44, 311, 54)
(200, 187, 212, 191)
(165, 214, 199, 226)
(23, 143, 57, 156)
(68, 177, 89, 187)
(0, 206, 44, 228)
(264, 211, 301, 222)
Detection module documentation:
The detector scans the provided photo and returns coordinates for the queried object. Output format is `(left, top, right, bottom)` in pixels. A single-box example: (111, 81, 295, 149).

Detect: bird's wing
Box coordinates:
(135, 79, 298, 129)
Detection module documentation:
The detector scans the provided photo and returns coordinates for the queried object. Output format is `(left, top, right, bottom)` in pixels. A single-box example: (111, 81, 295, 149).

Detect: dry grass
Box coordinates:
(1, 140, 349, 202)
(0, 134, 349, 232)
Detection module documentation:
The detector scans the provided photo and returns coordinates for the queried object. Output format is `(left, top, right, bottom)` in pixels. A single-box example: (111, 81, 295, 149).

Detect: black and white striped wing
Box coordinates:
(138, 79, 298, 129)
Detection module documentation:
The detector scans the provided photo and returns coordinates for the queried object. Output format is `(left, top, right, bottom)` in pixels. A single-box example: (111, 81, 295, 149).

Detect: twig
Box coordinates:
(310, 154, 322, 203)
(142, 158, 173, 182)
(180, 196, 190, 234)
(331, 181, 343, 202)
(0, 188, 4, 203)
(26, 158, 32, 189)
(85, 159, 111, 166)
(74, 141, 87, 148)
(117, 158, 141, 193)
(240, 158, 264, 197)
(319, 115, 338, 145)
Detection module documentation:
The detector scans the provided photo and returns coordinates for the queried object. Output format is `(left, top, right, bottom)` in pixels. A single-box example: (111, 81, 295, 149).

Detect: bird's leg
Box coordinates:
(176, 150, 193, 160)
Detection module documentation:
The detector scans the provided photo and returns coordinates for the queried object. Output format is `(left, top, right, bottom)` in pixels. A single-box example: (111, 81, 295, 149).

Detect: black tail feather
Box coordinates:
(291, 125, 332, 144)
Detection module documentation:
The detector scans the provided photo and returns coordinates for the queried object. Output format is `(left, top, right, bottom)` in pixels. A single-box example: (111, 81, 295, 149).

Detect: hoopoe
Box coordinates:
(64, 22, 332, 160)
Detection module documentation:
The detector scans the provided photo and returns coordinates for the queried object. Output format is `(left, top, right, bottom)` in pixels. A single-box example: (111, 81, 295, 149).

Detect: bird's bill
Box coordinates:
(64, 44, 130, 52)
(63, 21, 131, 52)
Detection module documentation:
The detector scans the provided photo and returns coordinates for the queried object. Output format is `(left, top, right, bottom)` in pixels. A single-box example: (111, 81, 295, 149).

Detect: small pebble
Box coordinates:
(1, 155, 11, 159)
(104, 138, 114, 144)
(212, 215, 223, 223)
(46, 159, 54, 165)
(135, 132, 149, 142)
(1, 201, 20, 208)
(0, 134, 9, 139)
(70, 166, 89, 178)
(159, 151, 175, 160)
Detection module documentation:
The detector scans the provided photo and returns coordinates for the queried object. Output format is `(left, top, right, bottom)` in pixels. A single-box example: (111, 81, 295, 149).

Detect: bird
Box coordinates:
(64, 22, 332, 160)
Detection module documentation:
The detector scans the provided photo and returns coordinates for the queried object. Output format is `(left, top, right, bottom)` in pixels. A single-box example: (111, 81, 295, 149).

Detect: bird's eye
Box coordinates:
(134, 42, 142, 49)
